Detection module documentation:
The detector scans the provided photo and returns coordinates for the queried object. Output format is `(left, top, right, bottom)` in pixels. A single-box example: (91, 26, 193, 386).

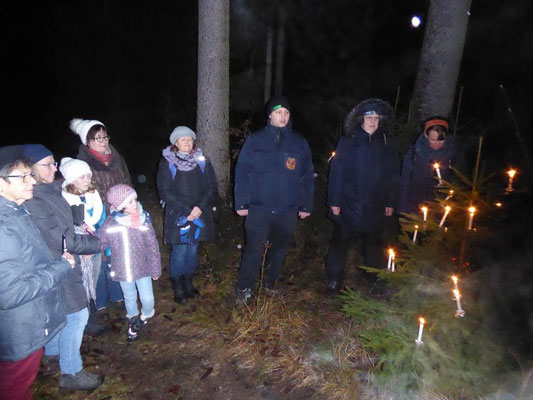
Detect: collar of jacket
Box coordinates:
(266, 120, 293, 136)
(352, 125, 387, 145)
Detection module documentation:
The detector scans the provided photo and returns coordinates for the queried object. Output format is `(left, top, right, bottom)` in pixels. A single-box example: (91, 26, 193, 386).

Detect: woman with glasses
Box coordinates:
(0, 145, 75, 399)
(71, 118, 130, 311)
(398, 116, 456, 214)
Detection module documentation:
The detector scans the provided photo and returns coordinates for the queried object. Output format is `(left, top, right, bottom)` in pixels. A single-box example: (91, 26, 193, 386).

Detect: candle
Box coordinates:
(327, 151, 336, 162)
(495, 202, 502, 208)
(445, 189, 454, 201)
(387, 248, 395, 271)
(506, 169, 516, 192)
(451, 275, 459, 300)
(467, 206, 476, 230)
(421, 206, 428, 222)
(439, 206, 451, 228)
(433, 162, 442, 185)
(412, 225, 419, 243)
(453, 289, 465, 317)
(415, 317, 425, 346)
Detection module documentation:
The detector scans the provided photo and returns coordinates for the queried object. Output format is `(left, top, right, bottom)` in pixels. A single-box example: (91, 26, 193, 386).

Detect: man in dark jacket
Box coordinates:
(234, 95, 314, 305)
(325, 98, 399, 294)
(23, 144, 103, 391)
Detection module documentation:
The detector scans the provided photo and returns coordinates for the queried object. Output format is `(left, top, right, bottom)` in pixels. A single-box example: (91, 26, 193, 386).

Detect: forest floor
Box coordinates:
(33, 183, 380, 400)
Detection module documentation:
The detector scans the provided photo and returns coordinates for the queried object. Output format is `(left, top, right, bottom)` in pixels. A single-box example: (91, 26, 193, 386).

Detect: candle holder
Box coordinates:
(455, 309, 466, 318)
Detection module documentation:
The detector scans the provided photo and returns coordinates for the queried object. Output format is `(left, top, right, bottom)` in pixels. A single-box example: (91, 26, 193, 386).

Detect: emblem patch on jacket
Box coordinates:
(285, 157, 297, 170)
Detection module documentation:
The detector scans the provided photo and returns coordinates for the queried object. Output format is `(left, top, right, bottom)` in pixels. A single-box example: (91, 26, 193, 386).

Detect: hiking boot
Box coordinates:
(126, 315, 145, 341)
(182, 275, 200, 298)
(171, 278, 187, 305)
(326, 280, 341, 295)
(59, 369, 103, 391)
(235, 288, 252, 307)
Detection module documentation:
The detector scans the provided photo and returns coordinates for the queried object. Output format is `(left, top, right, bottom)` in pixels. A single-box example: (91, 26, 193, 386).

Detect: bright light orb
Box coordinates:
(411, 15, 421, 28)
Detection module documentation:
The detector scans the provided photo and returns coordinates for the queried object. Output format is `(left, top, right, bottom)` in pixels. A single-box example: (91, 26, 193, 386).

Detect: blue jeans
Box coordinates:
(170, 244, 198, 279)
(45, 307, 89, 375)
(119, 277, 155, 319)
(95, 256, 123, 310)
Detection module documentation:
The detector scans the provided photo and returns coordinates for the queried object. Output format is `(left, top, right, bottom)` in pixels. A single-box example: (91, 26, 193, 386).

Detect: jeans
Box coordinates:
(170, 244, 198, 279)
(95, 256, 123, 310)
(236, 209, 298, 290)
(0, 348, 43, 400)
(119, 276, 155, 319)
(45, 307, 89, 375)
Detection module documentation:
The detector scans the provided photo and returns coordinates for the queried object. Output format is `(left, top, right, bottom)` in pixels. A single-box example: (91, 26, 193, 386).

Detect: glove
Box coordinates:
(70, 204, 85, 226)
(176, 216, 204, 245)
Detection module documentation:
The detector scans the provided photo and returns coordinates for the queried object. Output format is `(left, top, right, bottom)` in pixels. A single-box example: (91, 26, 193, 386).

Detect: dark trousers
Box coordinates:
(0, 348, 43, 400)
(325, 224, 384, 282)
(236, 209, 298, 290)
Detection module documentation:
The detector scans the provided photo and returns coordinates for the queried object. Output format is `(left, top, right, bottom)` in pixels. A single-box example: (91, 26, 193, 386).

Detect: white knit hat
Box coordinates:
(59, 157, 92, 188)
(169, 126, 196, 144)
(70, 118, 105, 145)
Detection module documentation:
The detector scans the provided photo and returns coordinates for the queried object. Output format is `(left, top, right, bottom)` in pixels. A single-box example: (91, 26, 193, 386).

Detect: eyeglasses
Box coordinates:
(37, 161, 58, 168)
(93, 136, 110, 143)
(1, 172, 36, 183)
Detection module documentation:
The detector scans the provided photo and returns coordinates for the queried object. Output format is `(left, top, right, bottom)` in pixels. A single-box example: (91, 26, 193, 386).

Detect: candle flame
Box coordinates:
(414, 224, 419, 229)
(419, 317, 425, 325)
(507, 169, 516, 178)
(468, 206, 476, 214)
(449, 190, 454, 195)
(453, 289, 461, 298)
(421, 206, 428, 213)
(495, 202, 502, 207)
(451, 275, 458, 284)
(445, 205, 451, 212)
(433, 162, 440, 169)
(388, 248, 395, 257)
(331, 151, 336, 157)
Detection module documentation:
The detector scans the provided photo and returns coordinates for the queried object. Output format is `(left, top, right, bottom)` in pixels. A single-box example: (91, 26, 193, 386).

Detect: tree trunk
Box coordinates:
(197, 0, 230, 198)
(274, 6, 286, 96)
(412, 0, 472, 124)
(264, 26, 273, 104)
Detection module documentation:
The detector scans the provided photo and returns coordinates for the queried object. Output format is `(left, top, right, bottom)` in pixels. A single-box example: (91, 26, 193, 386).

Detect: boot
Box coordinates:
(126, 315, 146, 342)
(235, 288, 252, 308)
(59, 369, 103, 391)
(171, 278, 187, 305)
(182, 275, 200, 298)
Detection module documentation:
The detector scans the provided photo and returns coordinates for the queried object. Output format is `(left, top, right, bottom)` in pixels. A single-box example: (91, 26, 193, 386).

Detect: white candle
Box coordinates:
(445, 190, 454, 201)
(433, 162, 442, 185)
(467, 206, 476, 230)
(421, 206, 428, 222)
(439, 206, 451, 228)
(451, 275, 459, 300)
(387, 248, 394, 270)
(412, 225, 418, 243)
(327, 151, 336, 162)
(415, 317, 425, 345)
(453, 289, 465, 317)
(506, 169, 516, 192)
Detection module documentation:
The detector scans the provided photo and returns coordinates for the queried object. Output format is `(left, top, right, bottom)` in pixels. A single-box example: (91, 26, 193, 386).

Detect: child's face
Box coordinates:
(122, 198, 138, 214)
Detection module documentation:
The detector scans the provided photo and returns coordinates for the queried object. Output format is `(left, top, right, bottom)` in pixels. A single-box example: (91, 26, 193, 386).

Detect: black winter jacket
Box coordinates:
(24, 182, 101, 314)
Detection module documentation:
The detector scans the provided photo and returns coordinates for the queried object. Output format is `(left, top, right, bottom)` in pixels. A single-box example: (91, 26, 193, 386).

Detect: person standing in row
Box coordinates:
(234, 95, 315, 306)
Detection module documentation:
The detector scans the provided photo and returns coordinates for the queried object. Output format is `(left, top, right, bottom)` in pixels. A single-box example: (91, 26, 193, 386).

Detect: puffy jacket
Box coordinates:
(327, 126, 399, 232)
(234, 122, 314, 214)
(0, 196, 71, 361)
(24, 182, 102, 314)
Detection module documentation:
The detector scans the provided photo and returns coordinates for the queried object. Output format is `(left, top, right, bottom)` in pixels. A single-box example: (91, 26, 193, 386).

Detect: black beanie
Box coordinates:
(265, 95, 291, 116)
(0, 145, 25, 170)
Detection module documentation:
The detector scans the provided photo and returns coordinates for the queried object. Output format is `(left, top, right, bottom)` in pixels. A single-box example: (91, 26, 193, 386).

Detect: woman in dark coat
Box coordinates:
(399, 117, 456, 214)
(156, 126, 217, 304)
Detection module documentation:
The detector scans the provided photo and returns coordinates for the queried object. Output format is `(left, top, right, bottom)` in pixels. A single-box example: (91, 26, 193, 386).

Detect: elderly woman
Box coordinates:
(71, 118, 129, 310)
(0, 145, 74, 400)
(399, 116, 456, 214)
(156, 126, 217, 304)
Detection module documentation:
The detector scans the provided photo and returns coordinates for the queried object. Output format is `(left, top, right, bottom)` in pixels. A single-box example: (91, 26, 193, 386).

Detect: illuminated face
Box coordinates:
(122, 198, 139, 214)
(89, 128, 110, 153)
(33, 155, 58, 184)
(362, 114, 380, 135)
(426, 129, 445, 150)
(269, 107, 290, 128)
(0, 166, 36, 204)
(175, 136, 194, 154)
(71, 173, 92, 194)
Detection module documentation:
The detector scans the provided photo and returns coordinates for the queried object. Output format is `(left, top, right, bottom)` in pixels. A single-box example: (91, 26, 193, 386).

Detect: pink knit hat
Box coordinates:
(107, 184, 137, 211)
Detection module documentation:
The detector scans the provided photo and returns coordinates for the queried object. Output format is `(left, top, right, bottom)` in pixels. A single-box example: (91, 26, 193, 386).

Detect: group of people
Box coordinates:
(0, 95, 455, 399)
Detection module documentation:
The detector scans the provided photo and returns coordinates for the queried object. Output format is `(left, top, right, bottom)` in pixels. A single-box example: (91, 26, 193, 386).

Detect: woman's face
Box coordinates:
(426, 129, 445, 150)
(72, 173, 92, 194)
(175, 136, 194, 154)
(0, 166, 36, 205)
(88, 128, 110, 153)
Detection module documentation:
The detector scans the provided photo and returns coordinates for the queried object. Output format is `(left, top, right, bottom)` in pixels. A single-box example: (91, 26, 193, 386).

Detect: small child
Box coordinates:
(98, 184, 161, 341)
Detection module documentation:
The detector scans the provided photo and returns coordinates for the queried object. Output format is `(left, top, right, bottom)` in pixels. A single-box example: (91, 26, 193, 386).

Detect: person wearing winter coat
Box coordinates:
(156, 126, 217, 304)
(70, 118, 127, 309)
(399, 117, 456, 214)
(98, 184, 161, 341)
(23, 145, 103, 391)
(0, 146, 75, 400)
(325, 98, 399, 294)
(233, 95, 315, 306)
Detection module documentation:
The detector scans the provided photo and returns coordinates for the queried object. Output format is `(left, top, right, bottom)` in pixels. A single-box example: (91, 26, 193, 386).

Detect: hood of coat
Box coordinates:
(344, 98, 394, 137)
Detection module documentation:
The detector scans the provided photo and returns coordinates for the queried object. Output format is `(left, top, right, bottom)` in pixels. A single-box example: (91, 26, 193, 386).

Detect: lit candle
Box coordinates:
(453, 289, 465, 317)
(445, 189, 454, 201)
(327, 151, 336, 162)
(439, 206, 451, 228)
(433, 162, 442, 185)
(506, 169, 516, 192)
(415, 317, 425, 346)
(387, 248, 395, 271)
(467, 206, 476, 230)
(495, 202, 502, 208)
(421, 206, 428, 222)
(412, 225, 419, 243)
(451, 275, 459, 300)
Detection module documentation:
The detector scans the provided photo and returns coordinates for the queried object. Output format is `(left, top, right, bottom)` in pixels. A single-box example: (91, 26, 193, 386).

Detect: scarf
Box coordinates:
(162, 146, 204, 172)
(112, 201, 148, 228)
(414, 133, 455, 161)
(62, 190, 105, 231)
(90, 147, 112, 164)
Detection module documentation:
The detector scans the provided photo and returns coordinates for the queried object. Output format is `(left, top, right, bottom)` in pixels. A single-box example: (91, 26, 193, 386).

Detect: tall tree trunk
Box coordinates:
(412, 0, 472, 124)
(197, 0, 230, 198)
(274, 6, 286, 96)
(264, 26, 273, 104)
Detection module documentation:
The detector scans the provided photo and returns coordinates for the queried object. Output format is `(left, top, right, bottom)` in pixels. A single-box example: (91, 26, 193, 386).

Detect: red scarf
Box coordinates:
(90, 148, 112, 165)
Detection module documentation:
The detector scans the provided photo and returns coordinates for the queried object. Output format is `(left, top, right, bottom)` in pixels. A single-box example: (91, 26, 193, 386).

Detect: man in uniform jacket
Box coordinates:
(234, 95, 314, 306)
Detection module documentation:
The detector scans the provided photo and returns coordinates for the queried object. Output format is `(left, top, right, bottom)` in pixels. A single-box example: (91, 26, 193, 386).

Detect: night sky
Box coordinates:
(4, 0, 533, 176)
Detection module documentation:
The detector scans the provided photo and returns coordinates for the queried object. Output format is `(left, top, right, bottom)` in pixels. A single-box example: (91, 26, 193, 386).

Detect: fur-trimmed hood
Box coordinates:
(343, 98, 395, 136)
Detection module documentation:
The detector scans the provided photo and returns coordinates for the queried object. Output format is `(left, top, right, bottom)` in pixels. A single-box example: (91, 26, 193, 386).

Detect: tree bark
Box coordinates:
(197, 0, 230, 198)
(274, 6, 286, 96)
(264, 26, 273, 104)
(412, 0, 472, 124)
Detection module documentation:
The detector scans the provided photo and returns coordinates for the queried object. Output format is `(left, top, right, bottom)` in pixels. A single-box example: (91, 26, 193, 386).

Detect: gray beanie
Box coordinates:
(169, 126, 196, 144)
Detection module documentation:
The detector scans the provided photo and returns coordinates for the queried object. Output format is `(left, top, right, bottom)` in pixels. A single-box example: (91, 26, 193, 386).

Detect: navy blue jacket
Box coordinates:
(399, 134, 456, 213)
(327, 126, 399, 232)
(234, 122, 314, 214)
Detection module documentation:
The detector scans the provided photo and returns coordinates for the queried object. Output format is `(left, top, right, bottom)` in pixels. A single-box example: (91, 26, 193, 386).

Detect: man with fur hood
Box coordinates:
(325, 98, 399, 294)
